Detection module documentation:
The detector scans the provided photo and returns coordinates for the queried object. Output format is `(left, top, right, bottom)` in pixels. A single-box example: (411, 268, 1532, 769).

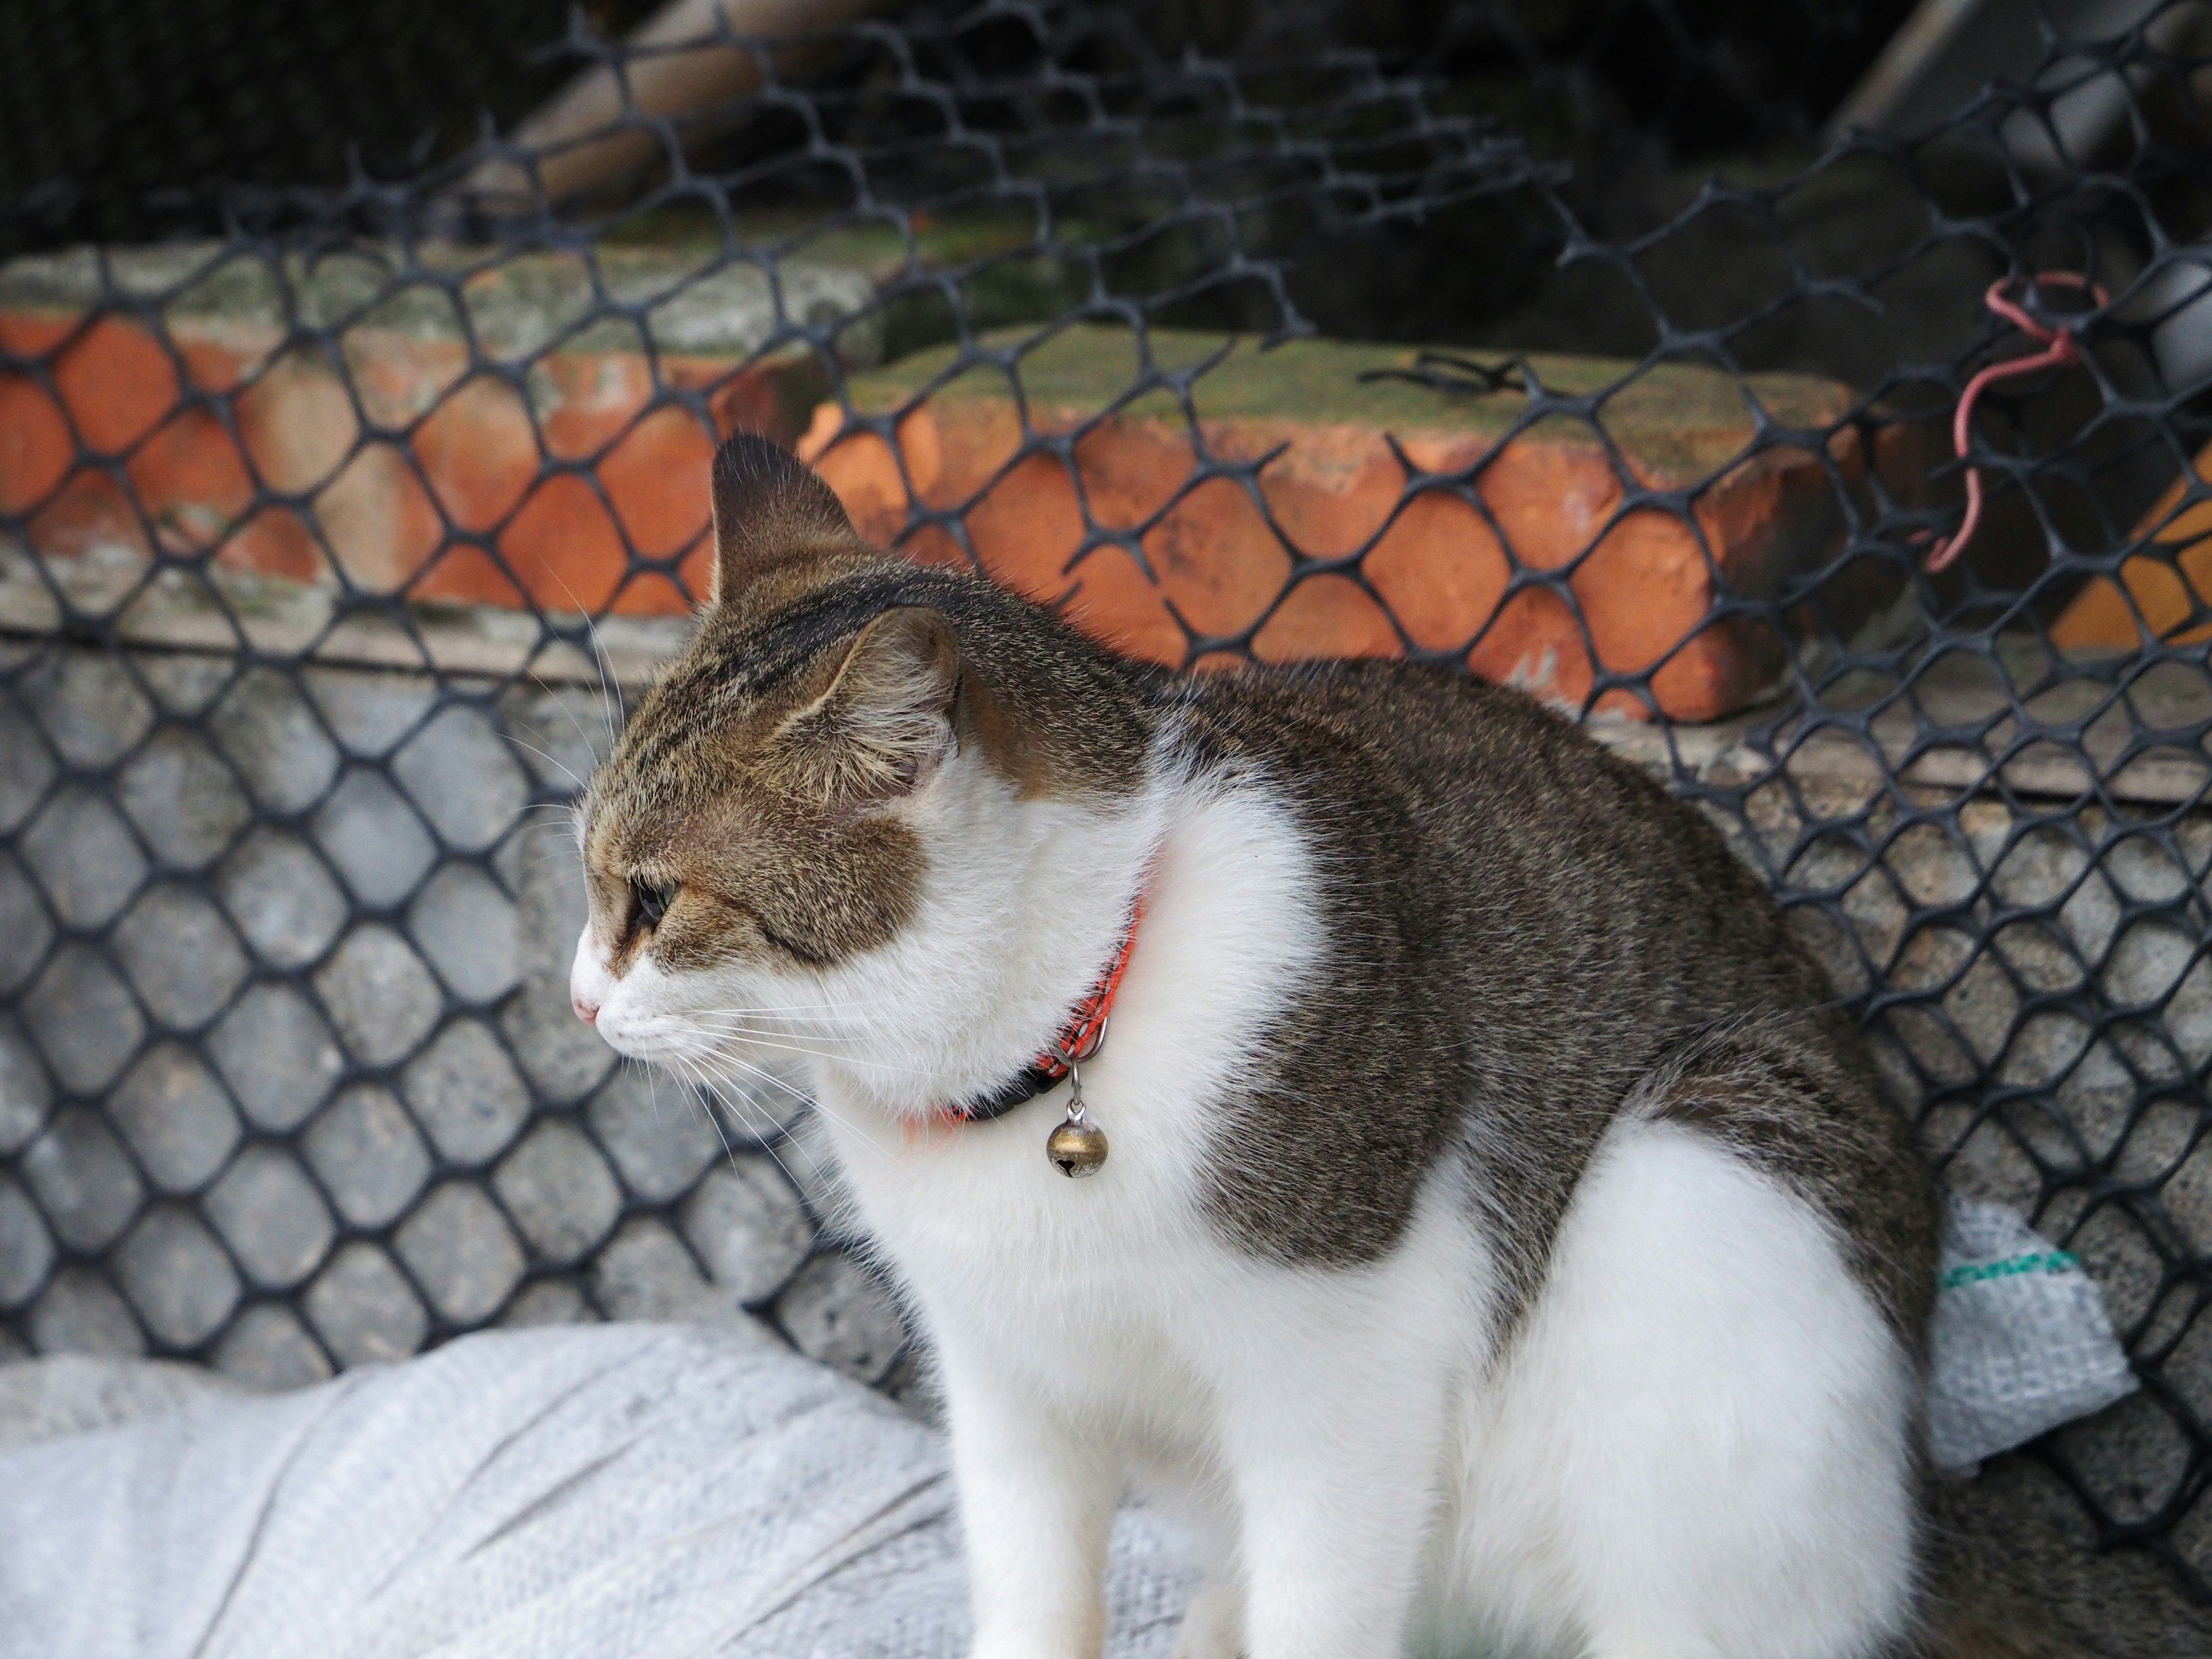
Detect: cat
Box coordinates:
(570, 432, 2205, 1659)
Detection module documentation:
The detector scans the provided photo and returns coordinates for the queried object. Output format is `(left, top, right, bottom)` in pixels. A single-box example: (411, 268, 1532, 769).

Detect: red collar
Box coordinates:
(948, 887, 1146, 1123)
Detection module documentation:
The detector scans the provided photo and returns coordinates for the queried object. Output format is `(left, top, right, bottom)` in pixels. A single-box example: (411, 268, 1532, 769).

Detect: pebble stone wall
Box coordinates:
(0, 626, 912, 1397)
(5, 613, 2212, 1566)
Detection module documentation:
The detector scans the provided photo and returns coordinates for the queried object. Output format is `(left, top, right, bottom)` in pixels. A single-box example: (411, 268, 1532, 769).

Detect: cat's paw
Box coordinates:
(1172, 1575, 1244, 1659)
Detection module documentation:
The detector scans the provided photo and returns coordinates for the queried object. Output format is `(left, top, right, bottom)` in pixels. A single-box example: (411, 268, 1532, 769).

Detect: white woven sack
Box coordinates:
(1926, 1194, 2138, 1471)
(0, 1320, 1200, 1659)
(0, 1199, 2143, 1656)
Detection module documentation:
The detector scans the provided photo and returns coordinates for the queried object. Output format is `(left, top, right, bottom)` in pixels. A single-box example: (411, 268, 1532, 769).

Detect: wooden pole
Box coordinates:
(453, 0, 895, 210)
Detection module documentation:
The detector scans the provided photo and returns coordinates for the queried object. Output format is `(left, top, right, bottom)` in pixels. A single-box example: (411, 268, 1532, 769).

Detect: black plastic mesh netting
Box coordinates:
(2, 0, 2210, 1601)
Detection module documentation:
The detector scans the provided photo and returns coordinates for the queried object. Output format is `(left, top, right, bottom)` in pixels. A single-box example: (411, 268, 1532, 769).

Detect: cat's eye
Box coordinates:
(631, 878, 675, 930)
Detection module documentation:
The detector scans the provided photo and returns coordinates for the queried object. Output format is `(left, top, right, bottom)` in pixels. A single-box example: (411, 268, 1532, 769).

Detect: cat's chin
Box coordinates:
(588, 1011, 700, 1067)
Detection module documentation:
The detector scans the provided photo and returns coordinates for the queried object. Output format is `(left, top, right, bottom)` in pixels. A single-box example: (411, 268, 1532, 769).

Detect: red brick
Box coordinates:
(0, 298, 830, 618)
(801, 328, 1896, 721)
(2050, 437, 2212, 652)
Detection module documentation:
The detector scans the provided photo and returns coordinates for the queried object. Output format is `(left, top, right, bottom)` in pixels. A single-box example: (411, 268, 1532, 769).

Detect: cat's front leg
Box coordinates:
(940, 1339, 1120, 1659)
(1217, 1316, 1453, 1659)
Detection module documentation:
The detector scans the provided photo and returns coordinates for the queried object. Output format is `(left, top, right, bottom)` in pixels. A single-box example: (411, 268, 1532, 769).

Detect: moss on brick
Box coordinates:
(840, 324, 1858, 487)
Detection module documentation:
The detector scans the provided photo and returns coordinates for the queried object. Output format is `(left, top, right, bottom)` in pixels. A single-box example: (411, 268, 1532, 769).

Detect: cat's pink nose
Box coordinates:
(572, 994, 599, 1024)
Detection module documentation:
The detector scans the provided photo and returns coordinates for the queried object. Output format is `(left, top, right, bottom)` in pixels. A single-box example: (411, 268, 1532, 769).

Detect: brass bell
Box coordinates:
(1047, 1115, 1108, 1177)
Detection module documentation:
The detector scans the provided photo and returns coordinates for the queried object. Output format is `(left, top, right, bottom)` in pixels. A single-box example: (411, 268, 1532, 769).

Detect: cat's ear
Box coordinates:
(708, 431, 855, 604)
(783, 607, 960, 806)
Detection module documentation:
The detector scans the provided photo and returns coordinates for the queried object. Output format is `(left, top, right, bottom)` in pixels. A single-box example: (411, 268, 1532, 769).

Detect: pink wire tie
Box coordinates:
(1922, 270, 2108, 573)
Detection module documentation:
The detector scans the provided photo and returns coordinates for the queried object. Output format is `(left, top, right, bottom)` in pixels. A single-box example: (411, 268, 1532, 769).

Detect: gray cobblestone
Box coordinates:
(407, 863, 520, 1004)
(587, 1067, 722, 1205)
(775, 1252, 904, 1386)
(304, 1084, 431, 1228)
(117, 728, 251, 872)
(393, 704, 529, 852)
(402, 1018, 529, 1162)
(209, 666, 339, 815)
(313, 768, 438, 908)
(113, 1204, 241, 1348)
(0, 1016, 51, 1155)
(208, 983, 344, 1132)
(305, 1243, 426, 1366)
(0, 853, 51, 998)
(20, 785, 146, 930)
(493, 1119, 622, 1264)
(135, 654, 231, 720)
(314, 925, 441, 1067)
(20, 1108, 142, 1251)
(0, 687, 57, 834)
(217, 828, 348, 969)
(0, 1174, 54, 1309)
(18, 652, 154, 771)
(29, 1266, 145, 1357)
(108, 1044, 240, 1192)
(587, 1216, 728, 1325)
(2058, 1389, 2196, 1527)
(683, 1156, 815, 1305)
(395, 1181, 524, 1323)
(212, 1302, 332, 1388)
(501, 1278, 594, 1328)
(303, 666, 436, 761)
(204, 1147, 335, 1290)
(112, 883, 249, 1031)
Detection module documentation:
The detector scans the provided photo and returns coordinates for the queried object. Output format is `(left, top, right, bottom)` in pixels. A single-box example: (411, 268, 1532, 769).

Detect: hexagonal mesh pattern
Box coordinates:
(2, 0, 2211, 1603)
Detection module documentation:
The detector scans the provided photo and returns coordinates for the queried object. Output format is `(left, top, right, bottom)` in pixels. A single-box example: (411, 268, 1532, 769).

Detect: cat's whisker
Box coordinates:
(539, 565, 627, 748)
(680, 1014, 903, 1047)
(690, 1092, 823, 1221)
(677, 1012, 911, 1047)
(676, 1001, 900, 1020)
(527, 668, 611, 777)
(683, 1046, 816, 1112)
(695, 1027, 939, 1080)
(504, 734, 590, 794)
(582, 614, 625, 741)
(689, 1050, 900, 1177)
(516, 849, 592, 878)
(650, 1035, 820, 1127)
(665, 1052, 774, 1196)
(675, 994, 906, 1022)
(643, 1053, 671, 1130)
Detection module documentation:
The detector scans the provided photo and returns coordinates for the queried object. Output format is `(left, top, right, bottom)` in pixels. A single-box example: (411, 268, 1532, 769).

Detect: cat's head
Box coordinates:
(569, 433, 1156, 1116)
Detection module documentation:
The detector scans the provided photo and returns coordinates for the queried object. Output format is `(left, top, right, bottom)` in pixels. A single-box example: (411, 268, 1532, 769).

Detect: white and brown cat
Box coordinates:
(570, 433, 2198, 1659)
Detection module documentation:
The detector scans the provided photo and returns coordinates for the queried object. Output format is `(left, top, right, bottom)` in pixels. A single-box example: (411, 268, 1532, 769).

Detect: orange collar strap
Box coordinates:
(949, 884, 1147, 1123)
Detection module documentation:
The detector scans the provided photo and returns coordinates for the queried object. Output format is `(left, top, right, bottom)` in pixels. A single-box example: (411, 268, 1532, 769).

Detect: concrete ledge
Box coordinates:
(7, 539, 2202, 807)
(0, 541, 688, 690)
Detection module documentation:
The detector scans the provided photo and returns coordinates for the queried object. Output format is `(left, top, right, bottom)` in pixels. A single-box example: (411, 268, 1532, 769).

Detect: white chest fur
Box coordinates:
(815, 783, 1349, 1416)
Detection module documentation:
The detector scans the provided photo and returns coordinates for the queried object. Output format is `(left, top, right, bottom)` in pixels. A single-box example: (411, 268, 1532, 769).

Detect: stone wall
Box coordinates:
(0, 607, 910, 1397)
(1729, 772, 2212, 1555)
(3, 566, 2210, 1574)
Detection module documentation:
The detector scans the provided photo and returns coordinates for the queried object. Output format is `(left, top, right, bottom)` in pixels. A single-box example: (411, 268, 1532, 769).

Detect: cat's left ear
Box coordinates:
(709, 431, 855, 604)
(782, 607, 960, 806)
